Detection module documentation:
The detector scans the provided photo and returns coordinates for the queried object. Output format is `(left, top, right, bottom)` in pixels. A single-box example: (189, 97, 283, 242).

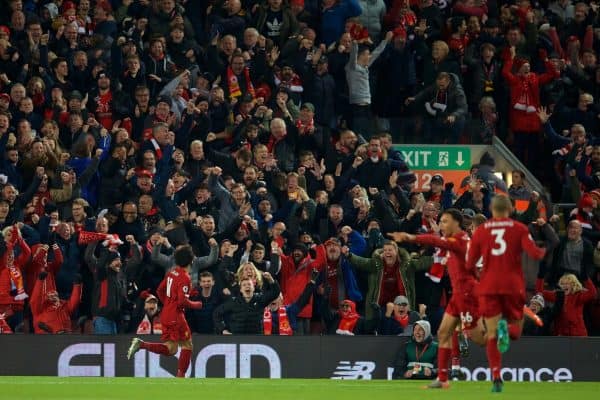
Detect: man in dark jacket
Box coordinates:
(354, 136, 392, 190)
(549, 220, 595, 285)
(407, 72, 467, 144)
(186, 271, 224, 334)
(302, 55, 336, 130)
(213, 272, 280, 334)
(92, 247, 125, 334)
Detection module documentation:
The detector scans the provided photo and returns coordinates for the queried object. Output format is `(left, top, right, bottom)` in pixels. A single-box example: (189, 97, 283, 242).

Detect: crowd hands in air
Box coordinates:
(0, 0, 599, 388)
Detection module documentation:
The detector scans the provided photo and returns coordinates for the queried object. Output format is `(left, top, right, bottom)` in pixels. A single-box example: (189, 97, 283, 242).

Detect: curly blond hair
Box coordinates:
(559, 274, 584, 293)
(236, 262, 263, 289)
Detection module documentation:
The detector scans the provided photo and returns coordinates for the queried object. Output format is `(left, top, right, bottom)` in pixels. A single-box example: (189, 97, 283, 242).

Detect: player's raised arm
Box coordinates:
(465, 227, 482, 271)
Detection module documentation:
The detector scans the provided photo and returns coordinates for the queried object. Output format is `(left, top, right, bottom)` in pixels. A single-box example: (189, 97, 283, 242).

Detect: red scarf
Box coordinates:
(150, 138, 163, 160)
(274, 73, 303, 93)
(337, 300, 360, 334)
(227, 66, 255, 100)
(263, 307, 293, 335)
(3, 242, 27, 301)
(295, 118, 314, 135)
(136, 314, 163, 334)
(426, 238, 449, 283)
(267, 133, 286, 153)
(394, 312, 410, 328)
(399, 11, 416, 28)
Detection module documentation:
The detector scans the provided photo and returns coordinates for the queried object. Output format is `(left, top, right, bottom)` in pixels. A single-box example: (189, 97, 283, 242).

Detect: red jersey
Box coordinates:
(94, 91, 113, 130)
(415, 231, 477, 292)
(467, 218, 545, 296)
(156, 266, 198, 326)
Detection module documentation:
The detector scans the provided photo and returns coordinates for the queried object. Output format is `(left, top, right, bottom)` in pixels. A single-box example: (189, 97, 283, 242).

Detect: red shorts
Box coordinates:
(160, 319, 191, 343)
(479, 294, 525, 321)
(445, 291, 480, 330)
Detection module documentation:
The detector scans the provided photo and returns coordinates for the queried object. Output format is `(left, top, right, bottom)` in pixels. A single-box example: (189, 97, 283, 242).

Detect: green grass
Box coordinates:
(2, 377, 599, 400)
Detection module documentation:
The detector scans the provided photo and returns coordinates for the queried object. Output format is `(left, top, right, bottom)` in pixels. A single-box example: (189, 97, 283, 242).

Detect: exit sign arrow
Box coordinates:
(456, 152, 464, 167)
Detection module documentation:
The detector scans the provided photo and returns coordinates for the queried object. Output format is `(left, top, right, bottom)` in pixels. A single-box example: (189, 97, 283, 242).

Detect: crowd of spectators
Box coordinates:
(0, 0, 599, 339)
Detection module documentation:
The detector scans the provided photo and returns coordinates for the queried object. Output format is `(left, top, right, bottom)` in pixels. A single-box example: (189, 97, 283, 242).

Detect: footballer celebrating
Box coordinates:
(389, 208, 486, 389)
(467, 195, 545, 392)
(127, 245, 203, 377)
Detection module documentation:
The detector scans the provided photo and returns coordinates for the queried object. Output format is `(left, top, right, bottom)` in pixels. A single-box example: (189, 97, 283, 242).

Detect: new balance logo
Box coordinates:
(331, 361, 376, 380)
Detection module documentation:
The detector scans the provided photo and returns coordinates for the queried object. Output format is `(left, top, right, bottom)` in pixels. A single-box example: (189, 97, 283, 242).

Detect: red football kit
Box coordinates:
(467, 217, 545, 320)
(416, 231, 479, 329)
(156, 266, 202, 342)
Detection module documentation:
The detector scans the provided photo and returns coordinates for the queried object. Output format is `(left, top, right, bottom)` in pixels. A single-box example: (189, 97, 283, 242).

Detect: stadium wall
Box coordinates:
(1, 336, 598, 381)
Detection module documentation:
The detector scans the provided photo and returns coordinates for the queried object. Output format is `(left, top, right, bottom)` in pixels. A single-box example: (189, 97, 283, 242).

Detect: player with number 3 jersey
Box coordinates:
(466, 195, 545, 392)
(127, 245, 203, 377)
(388, 208, 486, 390)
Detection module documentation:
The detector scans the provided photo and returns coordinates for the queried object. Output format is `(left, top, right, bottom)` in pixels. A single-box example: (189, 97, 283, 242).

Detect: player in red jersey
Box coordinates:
(389, 208, 486, 389)
(466, 195, 545, 392)
(127, 245, 202, 377)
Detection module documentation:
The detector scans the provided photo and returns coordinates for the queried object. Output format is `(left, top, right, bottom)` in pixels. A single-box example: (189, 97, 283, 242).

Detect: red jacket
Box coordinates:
(30, 274, 81, 334)
(536, 278, 597, 336)
(279, 245, 326, 318)
(502, 58, 558, 133)
(0, 238, 32, 308)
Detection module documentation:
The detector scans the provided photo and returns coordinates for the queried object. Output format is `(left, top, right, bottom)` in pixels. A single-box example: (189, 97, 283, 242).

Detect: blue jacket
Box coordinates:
(321, 0, 362, 46)
(341, 230, 366, 302)
(68, 135, 110, 207)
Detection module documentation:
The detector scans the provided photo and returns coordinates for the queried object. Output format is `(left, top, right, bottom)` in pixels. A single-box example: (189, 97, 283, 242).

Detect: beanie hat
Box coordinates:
(530, 293, 545, 309)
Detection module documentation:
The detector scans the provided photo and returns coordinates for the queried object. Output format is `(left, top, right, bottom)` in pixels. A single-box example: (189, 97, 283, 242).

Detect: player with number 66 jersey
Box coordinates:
(388, 208, 486, 389)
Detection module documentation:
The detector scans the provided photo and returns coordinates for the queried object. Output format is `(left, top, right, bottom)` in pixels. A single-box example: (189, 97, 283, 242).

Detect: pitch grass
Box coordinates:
(2, 377, 599, 400)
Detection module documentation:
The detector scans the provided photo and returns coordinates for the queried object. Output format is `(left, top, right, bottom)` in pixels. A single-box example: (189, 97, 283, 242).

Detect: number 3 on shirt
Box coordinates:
(491, 229, 507, 256)
(166, 277, 174, 297)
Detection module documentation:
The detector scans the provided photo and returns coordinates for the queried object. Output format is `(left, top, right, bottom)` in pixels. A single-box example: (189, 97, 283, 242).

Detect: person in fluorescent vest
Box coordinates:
(264, 269, 318, 335)
(392, 320, 439, 379)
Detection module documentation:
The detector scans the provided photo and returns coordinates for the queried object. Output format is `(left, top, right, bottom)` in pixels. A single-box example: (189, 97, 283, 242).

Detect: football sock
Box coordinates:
(451, 331, 460, 360)
(437, 347, 451, 382)
(486, 338, 502, 381)
(451, 357, 461, 370)
(140, 342, 170, 355)
(177, 349, 192, 378)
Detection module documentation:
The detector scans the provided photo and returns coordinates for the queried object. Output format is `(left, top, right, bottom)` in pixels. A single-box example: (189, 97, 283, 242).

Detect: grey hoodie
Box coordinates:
(151, 243, 219, 283)
(415, 319, 432, 339)
(345, 38, 390, 105)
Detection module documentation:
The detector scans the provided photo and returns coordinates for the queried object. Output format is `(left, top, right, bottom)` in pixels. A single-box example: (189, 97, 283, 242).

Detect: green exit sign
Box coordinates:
(393, 146, 471, 170)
